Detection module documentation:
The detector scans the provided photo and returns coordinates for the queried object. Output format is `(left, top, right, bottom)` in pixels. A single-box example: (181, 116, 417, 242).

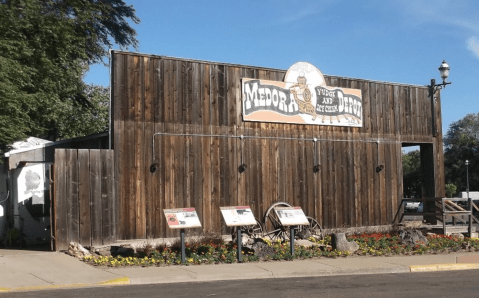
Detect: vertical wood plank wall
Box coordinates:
(54, 149, 116, 250)
(112, 52, 445, 240)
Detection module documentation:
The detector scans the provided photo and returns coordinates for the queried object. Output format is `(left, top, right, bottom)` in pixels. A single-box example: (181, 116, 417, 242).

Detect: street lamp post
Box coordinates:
(465, 159, 472, 236)
(428, 60, 451, 137)
(465, 159, 470, 200)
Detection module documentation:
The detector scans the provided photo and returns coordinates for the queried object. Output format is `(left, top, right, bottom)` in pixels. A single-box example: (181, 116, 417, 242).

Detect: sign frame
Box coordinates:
(220, 206, 257, 227)
(273, 207, 309, 226)
(163, 208, 202, 229)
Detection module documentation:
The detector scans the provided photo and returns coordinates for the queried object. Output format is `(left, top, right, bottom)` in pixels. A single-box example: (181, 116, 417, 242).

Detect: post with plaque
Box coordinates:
(290, 226, 295, 255)
(220, 206, 257, 262)
(163, 208, 202, 264)
(274, 207, 309, 257)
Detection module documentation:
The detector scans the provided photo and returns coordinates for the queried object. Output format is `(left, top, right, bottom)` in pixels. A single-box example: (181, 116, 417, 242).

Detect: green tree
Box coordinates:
(402, 149, 422, 198)
(445, 183, 457, 198)
(444, 113, 479, 195)
(0, 0, 139, 151)
(55, 84, 110, 139)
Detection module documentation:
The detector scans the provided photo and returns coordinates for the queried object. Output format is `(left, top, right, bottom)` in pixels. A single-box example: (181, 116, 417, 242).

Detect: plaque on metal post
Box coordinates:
(220, 206, 257, 227)
(274, 207, 309, 226)
(163, 208, 202, 229)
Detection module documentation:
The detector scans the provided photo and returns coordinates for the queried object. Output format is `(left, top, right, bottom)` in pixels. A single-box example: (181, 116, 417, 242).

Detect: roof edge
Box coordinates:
(111, 50, 428, 89)
(3, 132, 108, 158)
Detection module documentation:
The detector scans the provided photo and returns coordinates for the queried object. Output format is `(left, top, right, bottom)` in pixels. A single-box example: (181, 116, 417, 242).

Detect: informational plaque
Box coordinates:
(220, 206, 257, 227)
(163, 208, 202, 229)
(274, 207, 309, 226)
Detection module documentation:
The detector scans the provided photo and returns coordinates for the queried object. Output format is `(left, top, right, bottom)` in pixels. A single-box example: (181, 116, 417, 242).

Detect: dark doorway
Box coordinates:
(402, 145, 421, 199)
(402, 143, 437, 224)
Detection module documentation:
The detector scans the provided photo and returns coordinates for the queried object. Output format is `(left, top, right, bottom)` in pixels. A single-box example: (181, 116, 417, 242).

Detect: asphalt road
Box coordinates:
(4, 270, 479, 298)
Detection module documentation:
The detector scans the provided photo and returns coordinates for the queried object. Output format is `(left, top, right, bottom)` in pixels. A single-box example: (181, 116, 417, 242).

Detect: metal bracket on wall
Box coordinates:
(0, 191, 9, 204)
(428, 78, 451, 137)
(313, 138, 320, 173)
(375, 139, 384, 173)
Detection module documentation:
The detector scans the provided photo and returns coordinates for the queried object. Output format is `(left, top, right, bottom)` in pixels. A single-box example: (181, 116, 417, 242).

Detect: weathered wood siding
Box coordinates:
(54, 149, 116, 250)
(112, 51, 445, 240)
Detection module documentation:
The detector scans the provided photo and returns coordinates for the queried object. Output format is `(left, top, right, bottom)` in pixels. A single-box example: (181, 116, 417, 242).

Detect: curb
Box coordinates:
(0, 277, 130, 293)
(410, 263, 479, 272)
(97, 277, 131, 285)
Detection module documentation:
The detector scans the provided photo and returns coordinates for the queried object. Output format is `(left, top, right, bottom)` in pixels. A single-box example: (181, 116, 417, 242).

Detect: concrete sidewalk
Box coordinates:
(1, 249, 479, 292)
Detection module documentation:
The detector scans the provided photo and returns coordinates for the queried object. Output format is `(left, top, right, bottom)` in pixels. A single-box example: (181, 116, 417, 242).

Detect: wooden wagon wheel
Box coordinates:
(231, 218, 264, 241)
(297, 216, 323, 239)
(263, 202, 292, 241)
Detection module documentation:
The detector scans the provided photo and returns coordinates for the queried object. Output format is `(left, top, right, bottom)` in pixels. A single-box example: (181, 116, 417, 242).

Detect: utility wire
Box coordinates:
(152, 131, 403, 164)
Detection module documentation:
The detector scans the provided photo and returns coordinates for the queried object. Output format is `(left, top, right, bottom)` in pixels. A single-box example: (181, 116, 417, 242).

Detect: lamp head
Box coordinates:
(438, 60, 450, 83)
(465, 160, 469, 166)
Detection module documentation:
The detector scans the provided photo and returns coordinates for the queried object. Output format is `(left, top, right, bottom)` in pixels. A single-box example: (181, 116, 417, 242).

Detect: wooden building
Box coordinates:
(111, 50, 445, 241)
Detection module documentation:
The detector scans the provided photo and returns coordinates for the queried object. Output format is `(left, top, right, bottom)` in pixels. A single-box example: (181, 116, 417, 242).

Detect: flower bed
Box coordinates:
(81, 233, 479, 267)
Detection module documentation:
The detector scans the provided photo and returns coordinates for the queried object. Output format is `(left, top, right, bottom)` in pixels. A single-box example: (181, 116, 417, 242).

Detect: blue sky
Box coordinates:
(85, 0, 479, 134)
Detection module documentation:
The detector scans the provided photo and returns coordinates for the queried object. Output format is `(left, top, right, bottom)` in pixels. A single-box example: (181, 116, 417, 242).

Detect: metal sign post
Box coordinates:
(219, 206, 256, 263)
(180, 228, 186, 264)
(468, 198, 473, 237)
(163, 208, 202, 265)
(290, 226, 295, 255)
(273, 207, 309, 256)
(237, 229, 242, 262)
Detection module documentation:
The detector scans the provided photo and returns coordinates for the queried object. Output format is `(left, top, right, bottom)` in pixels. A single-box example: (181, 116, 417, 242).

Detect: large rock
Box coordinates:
(399, 230, 428, 246)
(110, 245, 135, 257)
(332, 233, 359, 253)
(248, 239, 275, 259)
(296, 229, 312, 240)
(91, 246, 112, 256)
(294, 239, 325, 249)
(451, 233, 464, 240)
(67, 242, 91, 258)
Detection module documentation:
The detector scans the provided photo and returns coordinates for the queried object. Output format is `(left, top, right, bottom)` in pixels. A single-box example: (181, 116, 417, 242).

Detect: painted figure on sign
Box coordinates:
(289, 71, 317, 120)
(25, 170, 43, 204)
(22, 169, 49, 219)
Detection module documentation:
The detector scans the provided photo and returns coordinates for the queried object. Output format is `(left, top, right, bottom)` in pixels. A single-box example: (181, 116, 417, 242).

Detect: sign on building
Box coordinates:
(242, 62, 362, 127)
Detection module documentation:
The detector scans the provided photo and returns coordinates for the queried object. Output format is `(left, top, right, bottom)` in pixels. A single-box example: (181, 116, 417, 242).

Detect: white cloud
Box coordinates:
(274, 0, 341, 25)
(467, 37, 479, 59)
(397, 0, 479, 34)
(398, 0, 479, 61)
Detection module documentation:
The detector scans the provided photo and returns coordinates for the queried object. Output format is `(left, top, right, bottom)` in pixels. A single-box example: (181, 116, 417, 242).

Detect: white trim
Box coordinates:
(2, 132, 108, 158)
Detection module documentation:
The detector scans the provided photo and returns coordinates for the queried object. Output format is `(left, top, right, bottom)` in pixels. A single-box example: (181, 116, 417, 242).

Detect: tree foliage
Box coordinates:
(402, 150, 422, 198)
(0, 0, 139, 151)
(443, 113, 479, 195)
(56, 84, 110, 139)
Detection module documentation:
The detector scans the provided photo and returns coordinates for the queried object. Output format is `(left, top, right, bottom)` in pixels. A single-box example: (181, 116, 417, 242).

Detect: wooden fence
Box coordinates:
(53, 149, 116, 251)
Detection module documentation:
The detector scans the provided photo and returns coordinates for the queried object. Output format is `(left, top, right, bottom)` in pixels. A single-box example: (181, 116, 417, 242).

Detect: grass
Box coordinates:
(80, 233, 479, 267)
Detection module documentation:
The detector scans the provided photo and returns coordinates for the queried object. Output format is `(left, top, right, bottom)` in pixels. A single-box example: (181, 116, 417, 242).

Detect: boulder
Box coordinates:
(243, 236, 256, 246)
(67, 242, 91, 258)
(296, 229, 312, 240)
(399, 230, 428, 246)
(91, 246, 112, 256)
(248, 239, 275, 259)
(332, 233, 359, 253)
(110, 245, 135, 257)
(294, 239, 324, 248)
(451, 233, 464, 240)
